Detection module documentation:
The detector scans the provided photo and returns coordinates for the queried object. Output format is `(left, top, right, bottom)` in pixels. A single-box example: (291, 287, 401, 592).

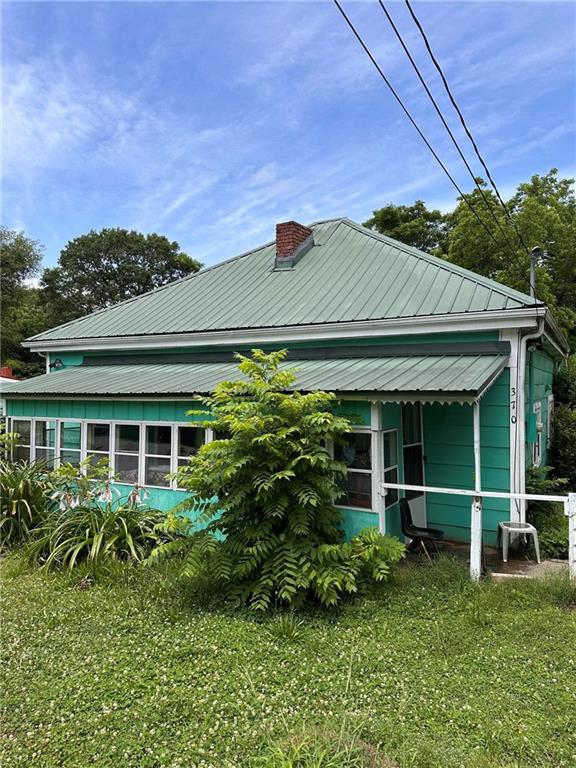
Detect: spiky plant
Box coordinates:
(0, 459, 54, 549)
(150, 350, 404, 609)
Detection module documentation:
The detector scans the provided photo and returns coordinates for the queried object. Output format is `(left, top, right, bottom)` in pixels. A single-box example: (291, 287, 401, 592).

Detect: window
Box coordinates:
(384, 430, 399, 507)
(11, 419, 31, 462)
(87, 423, 110, 468)
(59, 421, 82, 466)
(145, 425, 172, 487)
(177, 426, 205, 467)
(547, 394, 554, 450)
(532, 401, 543, 467)
(115, 424, 140, 484)
(35, 420, 56, 468)
(335, 431, 372, 509)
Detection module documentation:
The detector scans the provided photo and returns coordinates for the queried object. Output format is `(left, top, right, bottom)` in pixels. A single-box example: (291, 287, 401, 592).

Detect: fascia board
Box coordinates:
(25, 308, 542, 353)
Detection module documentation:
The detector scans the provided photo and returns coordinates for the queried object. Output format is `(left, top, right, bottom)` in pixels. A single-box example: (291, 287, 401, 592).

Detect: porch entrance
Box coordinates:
(401, 403, 426, 528)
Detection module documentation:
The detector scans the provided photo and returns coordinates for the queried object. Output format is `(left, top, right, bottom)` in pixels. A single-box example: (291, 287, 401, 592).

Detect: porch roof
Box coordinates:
(1, 353, 508, 404)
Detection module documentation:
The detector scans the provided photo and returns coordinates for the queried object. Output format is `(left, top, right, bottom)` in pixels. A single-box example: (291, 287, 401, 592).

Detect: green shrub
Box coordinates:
(525, 466, 569, 559)
(550, 403, 576, 488)
(27, 502, 168, 572)
(0, 459, 54, 549)
(150, 349, 405, 610)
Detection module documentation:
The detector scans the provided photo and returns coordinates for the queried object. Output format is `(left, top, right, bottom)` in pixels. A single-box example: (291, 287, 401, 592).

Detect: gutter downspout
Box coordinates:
(517, 315, 545, 522)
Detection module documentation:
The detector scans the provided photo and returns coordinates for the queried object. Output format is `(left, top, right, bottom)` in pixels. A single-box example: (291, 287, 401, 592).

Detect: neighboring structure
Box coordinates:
(0, 367, 20, 417)
(1, 219, 568, 546)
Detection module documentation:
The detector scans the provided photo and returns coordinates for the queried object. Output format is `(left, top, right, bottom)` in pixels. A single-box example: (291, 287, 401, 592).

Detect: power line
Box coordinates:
(403, 0, 533, 265)
(377, 0, 521, 268)
(332, 0, 504, 253)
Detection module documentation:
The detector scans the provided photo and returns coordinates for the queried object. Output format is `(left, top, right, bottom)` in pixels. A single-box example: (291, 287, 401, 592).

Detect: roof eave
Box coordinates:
(24, 307, 545, 353)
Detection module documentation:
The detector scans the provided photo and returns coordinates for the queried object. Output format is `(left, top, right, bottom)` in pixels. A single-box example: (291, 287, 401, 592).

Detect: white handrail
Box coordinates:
(379, 482, 569, 503)
(381, 481, 576, 581)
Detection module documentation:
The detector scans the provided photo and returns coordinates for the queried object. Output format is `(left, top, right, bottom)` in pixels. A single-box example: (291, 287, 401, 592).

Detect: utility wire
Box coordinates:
(377, 0, 521, 267)
(403, 0, 533, 266)
(332, 0, 503, 253)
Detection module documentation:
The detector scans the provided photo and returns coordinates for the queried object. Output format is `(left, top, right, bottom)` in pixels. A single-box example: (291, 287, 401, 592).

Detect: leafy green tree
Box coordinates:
(150, 350, 404, 610)
(363, 200, 450, 255)
(0, 227, 48, 376)
(41, 228, 202, 325)
(447, 170, 576, 345)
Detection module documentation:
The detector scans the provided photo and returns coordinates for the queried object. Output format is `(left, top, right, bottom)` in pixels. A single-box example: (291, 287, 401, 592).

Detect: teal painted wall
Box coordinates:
(7, 399, 209, 423)
(52, 330, 500, 370)
(423, 369, 510, 546)
(525, 349, 555, 467)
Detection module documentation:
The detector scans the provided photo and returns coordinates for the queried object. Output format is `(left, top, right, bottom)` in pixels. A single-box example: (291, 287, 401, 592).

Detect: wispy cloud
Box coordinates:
(2, 0, 574, 270)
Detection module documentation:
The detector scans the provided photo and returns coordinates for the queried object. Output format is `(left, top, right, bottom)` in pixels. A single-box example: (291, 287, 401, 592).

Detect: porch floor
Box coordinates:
(407, 540, 569, 580)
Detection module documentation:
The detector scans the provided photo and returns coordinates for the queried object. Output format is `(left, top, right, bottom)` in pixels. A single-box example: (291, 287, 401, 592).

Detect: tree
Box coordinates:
(363, 200, 450, 255)
(41, 228, 202, 325)
(364, 171, 576, 347)
(447, 170, 576, 346)
(150, 350, 404, 610)
(0, 227, 48, 376)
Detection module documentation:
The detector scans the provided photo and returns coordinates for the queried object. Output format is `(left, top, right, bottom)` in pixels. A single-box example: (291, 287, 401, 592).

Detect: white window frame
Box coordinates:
(335, 426, 374, 511)
(547, 394, 554, 450)
(34, 418, 57, 468)
(9, 417, 33, 462)
(7, 416, 212, 490)
(143, 423, 173, 490)
(175, 424, 208, 489)
(85, 420, 113, 474)
(532, 401, 543, 468)
(58, 420, 83, 466)
(383, 428, 399, 509)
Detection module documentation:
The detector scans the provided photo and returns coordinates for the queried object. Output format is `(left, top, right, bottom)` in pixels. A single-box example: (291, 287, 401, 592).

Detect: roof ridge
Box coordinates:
(341, 218, 537, 306)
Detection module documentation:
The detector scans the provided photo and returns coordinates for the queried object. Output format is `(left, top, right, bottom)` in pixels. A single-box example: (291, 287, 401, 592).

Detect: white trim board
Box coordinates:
(25, 308, 548, 353)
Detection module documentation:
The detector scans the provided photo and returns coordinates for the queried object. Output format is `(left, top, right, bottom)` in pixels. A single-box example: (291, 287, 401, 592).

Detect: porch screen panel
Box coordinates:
(87, 423, 110, 468)
(402, 403, 424, 502)
(35, 420, 56, 468)
(59, 421, 82, 466)
(176, 427, 206, 488)
(384, 430, 398, 506)
(145, 425, 172, 487)
(12, 419, 31, 462)
(335, 432, 372, 509)
(115, 424, 140, 484)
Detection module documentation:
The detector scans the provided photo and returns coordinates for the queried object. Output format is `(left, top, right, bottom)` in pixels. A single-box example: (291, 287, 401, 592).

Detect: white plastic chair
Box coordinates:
(497, 521, 541, 564)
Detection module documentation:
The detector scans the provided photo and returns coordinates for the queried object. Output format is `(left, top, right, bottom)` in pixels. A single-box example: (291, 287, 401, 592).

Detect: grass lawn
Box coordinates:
(1, 556, 575, 768)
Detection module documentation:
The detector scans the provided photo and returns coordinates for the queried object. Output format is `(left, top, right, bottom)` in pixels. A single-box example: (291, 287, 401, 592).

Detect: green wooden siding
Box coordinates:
(54, 330, 500, 370)
(423, 369, 510, 546)
(6, 399, 209, 423)
(525, 349, 555, 466)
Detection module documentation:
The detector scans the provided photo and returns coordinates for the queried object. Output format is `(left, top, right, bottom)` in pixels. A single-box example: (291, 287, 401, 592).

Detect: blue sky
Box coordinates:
(2, 1, 575, 270)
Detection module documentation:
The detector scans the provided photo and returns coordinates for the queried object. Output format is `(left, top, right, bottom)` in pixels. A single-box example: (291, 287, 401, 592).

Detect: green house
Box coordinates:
(2, 218, 568, 547)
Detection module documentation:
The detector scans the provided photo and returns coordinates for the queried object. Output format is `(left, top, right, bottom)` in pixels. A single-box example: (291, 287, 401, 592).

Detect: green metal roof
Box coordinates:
(28, 218, 537, 344)
(1, 354, 508, 402)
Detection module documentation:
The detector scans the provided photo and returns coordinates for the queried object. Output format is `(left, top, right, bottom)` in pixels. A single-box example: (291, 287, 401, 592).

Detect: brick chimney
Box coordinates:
(274, 221, 314, 269)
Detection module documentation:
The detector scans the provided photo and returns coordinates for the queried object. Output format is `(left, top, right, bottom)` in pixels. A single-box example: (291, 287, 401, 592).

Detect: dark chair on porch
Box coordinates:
(399, 498, 444, 560)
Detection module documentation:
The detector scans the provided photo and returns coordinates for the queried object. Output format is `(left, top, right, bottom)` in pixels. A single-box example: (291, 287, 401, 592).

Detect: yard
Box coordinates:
(1, 556, 575, 768)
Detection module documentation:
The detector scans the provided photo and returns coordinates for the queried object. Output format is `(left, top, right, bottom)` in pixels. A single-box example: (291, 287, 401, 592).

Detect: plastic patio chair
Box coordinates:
(399, 497, 444, 561)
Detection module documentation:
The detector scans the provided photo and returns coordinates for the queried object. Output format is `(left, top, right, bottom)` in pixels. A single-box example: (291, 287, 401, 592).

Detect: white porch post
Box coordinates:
(566, 492, 576, 581)
(371, 402, 386, 534)
(470, 400, 483, 581)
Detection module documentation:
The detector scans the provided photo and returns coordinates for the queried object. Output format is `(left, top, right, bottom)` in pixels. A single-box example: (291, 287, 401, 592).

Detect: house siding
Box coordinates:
(423, 368, 510, 546)
(525, 349, 555, 467)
